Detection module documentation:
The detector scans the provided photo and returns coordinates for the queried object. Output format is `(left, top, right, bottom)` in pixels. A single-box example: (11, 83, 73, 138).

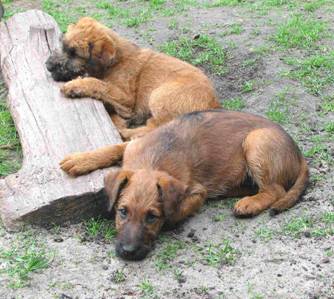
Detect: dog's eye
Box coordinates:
(146, 213, 158, 224)
(118, 208, 127, 219)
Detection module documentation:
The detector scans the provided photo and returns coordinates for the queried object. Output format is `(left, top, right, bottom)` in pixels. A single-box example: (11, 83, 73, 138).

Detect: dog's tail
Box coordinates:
(270, 157, 309, 215)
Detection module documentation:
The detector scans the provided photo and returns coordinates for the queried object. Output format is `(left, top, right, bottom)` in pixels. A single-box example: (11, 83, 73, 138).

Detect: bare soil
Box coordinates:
(0, 1, 333, 299)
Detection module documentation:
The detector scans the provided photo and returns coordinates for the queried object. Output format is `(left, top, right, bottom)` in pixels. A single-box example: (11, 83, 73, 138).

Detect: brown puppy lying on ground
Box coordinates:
(60, 110, 309, 260)
(46, 17, 220, 139)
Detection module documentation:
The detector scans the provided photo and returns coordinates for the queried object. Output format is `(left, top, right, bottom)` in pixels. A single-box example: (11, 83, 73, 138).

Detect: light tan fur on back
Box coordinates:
(46, 17, 220, 139)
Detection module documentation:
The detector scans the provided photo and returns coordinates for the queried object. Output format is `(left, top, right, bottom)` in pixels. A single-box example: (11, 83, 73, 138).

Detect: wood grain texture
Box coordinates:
(0, 10, 122, 230)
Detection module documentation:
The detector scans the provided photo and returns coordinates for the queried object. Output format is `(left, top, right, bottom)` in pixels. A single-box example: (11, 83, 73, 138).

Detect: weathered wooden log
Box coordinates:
(0, 10, 122, 230)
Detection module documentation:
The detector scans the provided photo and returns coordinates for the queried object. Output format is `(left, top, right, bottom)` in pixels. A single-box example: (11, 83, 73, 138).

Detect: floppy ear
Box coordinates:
(157, 175, 188, 219)
(104, 169, 133, 212)
(91, 36, 116, 67)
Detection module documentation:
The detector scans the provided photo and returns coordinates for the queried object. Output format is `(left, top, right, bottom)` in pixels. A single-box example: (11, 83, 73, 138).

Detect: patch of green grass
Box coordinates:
(324, 122, 334, 133)
(0, 102, 18, 147)
(242, 81, 254, 93)
(242, 58, 258, 67)
(203, 240, 237, 266)
(304, 135, 333, 164)
(321, 96, 334, 113)
(304, 0, 328, 12)
(96, 1, 130, 18)
(223, 23, 244, 35)
(283, 52, 334, 95)
(255, 227, 273, 241)
(323, 211, 334, 224)
(125, 10, 152, 28)
(265, 0, 294, 6)
(168, 19, 178, 30)
(138, 279, 155, 297)
(282, 213, 334, 238)
(248, 283, 265, 299)
(283, 216, 313, 237)
(265, 90, 290, 124)
(149, 0, 167, 9)
(325, 248, 333, 257)
(0, 234, 52, 289)
(84, 217, 116, 241)
(213, 213, 225, 222)
(160, 34, 226, 75)
(155, 240, 185, 270)
(111, 269, 126, 283)
(222, 98, 246, 111)
(173, 268, 184, 283)
(3, 5, 24, 20)
(274, 14, 326, 49)
(204, 0, 244, 7)
(0, 83, 21, 177)
(42, 0, 76, 32)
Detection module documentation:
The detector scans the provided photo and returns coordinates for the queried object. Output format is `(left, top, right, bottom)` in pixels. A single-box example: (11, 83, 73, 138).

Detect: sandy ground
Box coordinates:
(0, 1, 333, 298)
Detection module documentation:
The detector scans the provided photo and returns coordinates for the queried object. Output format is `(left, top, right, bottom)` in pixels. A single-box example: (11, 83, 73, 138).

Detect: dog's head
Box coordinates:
(104, 169, 188, 260)
(46, 17, 117, 81)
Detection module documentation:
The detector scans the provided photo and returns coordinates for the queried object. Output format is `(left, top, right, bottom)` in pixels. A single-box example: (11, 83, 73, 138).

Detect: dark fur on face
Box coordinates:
(45, 50, 86, 82)
(45, 17, 117, 82)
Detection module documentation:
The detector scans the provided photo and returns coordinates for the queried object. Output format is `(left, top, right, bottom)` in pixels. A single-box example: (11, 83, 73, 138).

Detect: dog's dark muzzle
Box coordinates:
(45, 50, 86, 82)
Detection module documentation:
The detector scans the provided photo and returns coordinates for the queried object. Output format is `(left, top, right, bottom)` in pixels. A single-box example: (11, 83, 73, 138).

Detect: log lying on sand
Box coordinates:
(0, 10, 122, 231)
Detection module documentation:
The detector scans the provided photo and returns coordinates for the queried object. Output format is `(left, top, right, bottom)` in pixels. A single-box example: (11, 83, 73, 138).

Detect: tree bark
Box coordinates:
(0, 10, 122, 231)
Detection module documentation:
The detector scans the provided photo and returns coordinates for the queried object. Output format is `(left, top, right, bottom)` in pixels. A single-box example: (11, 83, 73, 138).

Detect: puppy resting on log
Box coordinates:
(46, 17, 220, 139)
(60, 110, 309, 260)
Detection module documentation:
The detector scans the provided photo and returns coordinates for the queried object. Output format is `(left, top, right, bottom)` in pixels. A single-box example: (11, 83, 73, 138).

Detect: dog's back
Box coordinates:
(123, 110, 304, 196)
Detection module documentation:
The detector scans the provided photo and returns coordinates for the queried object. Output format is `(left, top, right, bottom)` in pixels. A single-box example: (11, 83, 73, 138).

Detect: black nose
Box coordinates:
(115, 241, 149, 261)
(121, 243, 138, 254)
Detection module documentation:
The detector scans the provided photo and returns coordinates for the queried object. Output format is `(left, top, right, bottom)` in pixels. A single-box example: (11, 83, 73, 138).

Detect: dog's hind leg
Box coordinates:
(120, 80, 218, 139)
(60, 142, 128, 176)
(233, 127, 302, 217)
(233, 184, 286, 217)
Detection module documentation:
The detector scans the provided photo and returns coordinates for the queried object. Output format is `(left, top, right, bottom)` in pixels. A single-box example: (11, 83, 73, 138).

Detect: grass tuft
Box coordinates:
(222, 98, 246, 111)
(155, 240, 185, 270)
(266, 90, 290, 124)
(138, 279, 155, 297)
(84, 217, 116, 241)
(274, 15, 326, 49)
(161, 34, 226, 75)
(203, 240, 237, 266)
(0, 234, 52, 289)
(283, 52, 334, 96)
(0, 81, 21, 177)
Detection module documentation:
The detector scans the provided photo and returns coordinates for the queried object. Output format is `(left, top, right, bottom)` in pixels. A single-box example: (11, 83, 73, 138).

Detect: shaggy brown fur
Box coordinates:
(46, 17, 220, 139)
(60, 110, 309, 260)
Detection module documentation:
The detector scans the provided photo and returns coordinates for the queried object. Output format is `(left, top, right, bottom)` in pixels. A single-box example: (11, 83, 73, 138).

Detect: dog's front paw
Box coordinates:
(61, 79, 86, 98)
(60, 152, 95, 176)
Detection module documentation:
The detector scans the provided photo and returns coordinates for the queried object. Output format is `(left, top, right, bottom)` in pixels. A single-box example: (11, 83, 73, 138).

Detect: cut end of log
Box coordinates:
(0, 10, 122, 231)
